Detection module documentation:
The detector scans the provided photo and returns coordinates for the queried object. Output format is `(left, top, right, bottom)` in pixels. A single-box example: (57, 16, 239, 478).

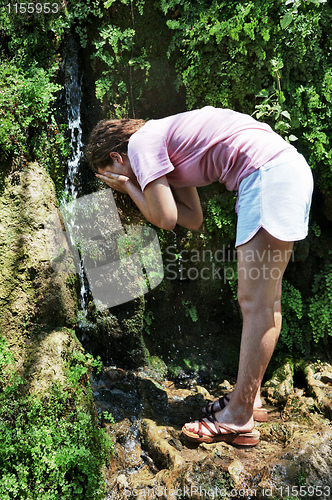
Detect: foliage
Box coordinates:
(162, 0, 273, 109)
(205, 189, 237, 241)
(280, 280, 309, 354)
(279, 265, 332, 355)
(2, 0, 331, 190)
(307, 264, 332, 343)
(0, 0, 71, 196)
(89, 0, 179, 118)
(0, 336, 112, 500)
(0, 0, 179, 194)
(143, 310, 155, 335)
(161, 0, 332, 189)
(0, 61, 69, 196)
(182, 300, 198, 322)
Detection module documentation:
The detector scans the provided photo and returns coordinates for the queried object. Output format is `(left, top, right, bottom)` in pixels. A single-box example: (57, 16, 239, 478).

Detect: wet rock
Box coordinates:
(96, 362, 332, 499)
(217, 379, 234, 393)
(256, 425, 332, 496)
(228, 458, 251, 489)
(320, 369, 332, 385)
(0, 163, 77, 363)
(162, 380, 209, 425)
(306, 363, 332, 419)
(86, 299, 148, 369)
(90, 369, 142, 422)
(116, 474, 129, 491)
(116, 419, 143, 469)
(281, 389, 317, 423)
(104, 366, 127, 382)
(263, 360, 294, 405)
(26, 329, 76, 395)
(136, 373, 168, 420)
(140, 418, 184, 469)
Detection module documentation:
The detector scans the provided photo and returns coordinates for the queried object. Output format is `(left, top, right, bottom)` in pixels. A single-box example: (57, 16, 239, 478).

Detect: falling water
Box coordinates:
(63, 37, 83, 202)
(62, 36, 89, 329)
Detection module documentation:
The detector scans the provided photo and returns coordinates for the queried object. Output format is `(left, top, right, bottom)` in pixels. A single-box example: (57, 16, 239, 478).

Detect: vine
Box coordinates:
(308, 264, 332, 344)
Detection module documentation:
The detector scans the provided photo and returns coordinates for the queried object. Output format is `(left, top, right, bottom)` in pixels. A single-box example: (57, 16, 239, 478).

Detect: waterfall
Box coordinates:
(63, 37, 83, 202)
(62, 36, 89, 331)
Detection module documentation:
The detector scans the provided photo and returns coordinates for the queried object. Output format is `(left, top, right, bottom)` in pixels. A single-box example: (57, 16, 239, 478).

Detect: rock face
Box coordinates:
(82, 297, 148, 369)
(91, 361, 332, 500)
(0, 162, 77, 392)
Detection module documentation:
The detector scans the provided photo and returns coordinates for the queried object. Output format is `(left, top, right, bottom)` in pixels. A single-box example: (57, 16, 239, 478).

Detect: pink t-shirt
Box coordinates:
(128, 106, 295, 192)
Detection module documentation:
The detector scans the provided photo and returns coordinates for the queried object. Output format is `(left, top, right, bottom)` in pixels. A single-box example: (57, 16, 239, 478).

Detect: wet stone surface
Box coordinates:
(90, 362, 332, 500)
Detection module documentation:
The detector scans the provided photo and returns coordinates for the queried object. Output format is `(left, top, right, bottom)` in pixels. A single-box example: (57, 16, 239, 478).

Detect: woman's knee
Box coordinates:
(237, 281, 278, 316)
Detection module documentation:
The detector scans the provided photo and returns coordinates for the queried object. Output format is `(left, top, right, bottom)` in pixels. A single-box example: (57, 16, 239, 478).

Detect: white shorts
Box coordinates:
(235, 149, 314, 247)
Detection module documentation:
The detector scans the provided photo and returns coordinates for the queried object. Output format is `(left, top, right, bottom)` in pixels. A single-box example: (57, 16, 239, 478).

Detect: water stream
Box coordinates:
(62, 36, 89, 330)
(63, 37, 83, 203)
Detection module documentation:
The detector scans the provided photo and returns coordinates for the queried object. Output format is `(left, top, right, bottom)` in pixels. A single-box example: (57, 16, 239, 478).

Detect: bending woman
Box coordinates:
(86, 106, 313, 447)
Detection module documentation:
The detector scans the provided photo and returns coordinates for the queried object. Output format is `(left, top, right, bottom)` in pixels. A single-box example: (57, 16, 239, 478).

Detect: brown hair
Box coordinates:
(85, 118, 145, 172)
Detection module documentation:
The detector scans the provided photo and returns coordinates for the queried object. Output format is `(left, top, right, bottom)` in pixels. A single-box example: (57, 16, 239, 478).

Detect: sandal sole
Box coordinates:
(253, 407, 268, 422)
(182, 426, 260, 446)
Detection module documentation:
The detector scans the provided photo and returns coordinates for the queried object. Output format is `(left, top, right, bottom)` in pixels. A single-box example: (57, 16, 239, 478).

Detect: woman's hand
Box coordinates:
(96, 172, 130, 194)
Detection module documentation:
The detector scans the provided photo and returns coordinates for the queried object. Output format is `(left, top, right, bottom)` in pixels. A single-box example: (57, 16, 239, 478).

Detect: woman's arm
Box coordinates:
(170, 185, 203, 230)
(96, 172, 203, 231)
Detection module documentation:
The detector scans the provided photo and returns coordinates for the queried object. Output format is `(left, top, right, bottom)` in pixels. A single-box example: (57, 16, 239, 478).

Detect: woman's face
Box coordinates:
(97, 153, 138, 185)
(97, 152, 128, 175)
(97, 163, 122, 177)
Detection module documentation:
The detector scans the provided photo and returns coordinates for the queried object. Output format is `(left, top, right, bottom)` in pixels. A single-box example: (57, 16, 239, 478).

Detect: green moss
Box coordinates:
(0, 334, 112, 500)
(147, 355, 168, 380)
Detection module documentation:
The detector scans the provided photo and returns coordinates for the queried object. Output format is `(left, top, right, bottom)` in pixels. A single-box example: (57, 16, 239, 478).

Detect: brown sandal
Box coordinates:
(203, 395, 268, 422)
(182, 414, 260, 446)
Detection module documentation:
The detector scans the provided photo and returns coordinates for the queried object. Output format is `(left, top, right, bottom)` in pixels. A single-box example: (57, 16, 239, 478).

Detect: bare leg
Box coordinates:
(185, 229, 293, 436)
(205, 289, 283, 414)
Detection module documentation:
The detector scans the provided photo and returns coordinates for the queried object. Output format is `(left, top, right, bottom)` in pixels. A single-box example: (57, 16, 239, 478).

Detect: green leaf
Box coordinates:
(280, 13, 293, 29)
(256, 89, 270, 97)
(278, 91, 286, 103)
(281, 110, 291, 120)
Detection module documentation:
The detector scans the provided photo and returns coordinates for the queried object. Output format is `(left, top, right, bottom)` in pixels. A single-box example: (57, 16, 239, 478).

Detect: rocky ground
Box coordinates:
(91, 361, 332, 500)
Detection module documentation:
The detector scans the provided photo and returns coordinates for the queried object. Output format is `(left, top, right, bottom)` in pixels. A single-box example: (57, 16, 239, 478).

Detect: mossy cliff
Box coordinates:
(0, 162, 76, 352)
(0, 162, 111, 499)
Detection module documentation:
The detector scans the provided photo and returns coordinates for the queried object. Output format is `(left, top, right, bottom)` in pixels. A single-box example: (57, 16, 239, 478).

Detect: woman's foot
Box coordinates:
(187, 408, 254, 437)
(182, 409, 259, 446)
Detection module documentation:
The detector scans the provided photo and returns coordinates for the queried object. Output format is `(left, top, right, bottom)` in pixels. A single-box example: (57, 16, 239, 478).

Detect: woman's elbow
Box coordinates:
(188, 212, 204, 231)
(151, 215, 177, 231)
(162, 221, 177, 231)
(187, 220, 203, 231)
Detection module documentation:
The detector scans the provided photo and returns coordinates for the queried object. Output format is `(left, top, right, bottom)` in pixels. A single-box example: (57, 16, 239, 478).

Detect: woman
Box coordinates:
(85, 106, 313, 447)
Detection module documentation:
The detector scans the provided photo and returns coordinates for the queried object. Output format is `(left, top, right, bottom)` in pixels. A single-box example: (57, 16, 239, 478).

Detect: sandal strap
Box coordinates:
(204, 394, 230, 414)
(205, 413, 238, 436)
(198, 419, 218, 437)
(218, 395, 230, 410)
(214, 421, 238, 434)
(199, 417, 219, 437)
